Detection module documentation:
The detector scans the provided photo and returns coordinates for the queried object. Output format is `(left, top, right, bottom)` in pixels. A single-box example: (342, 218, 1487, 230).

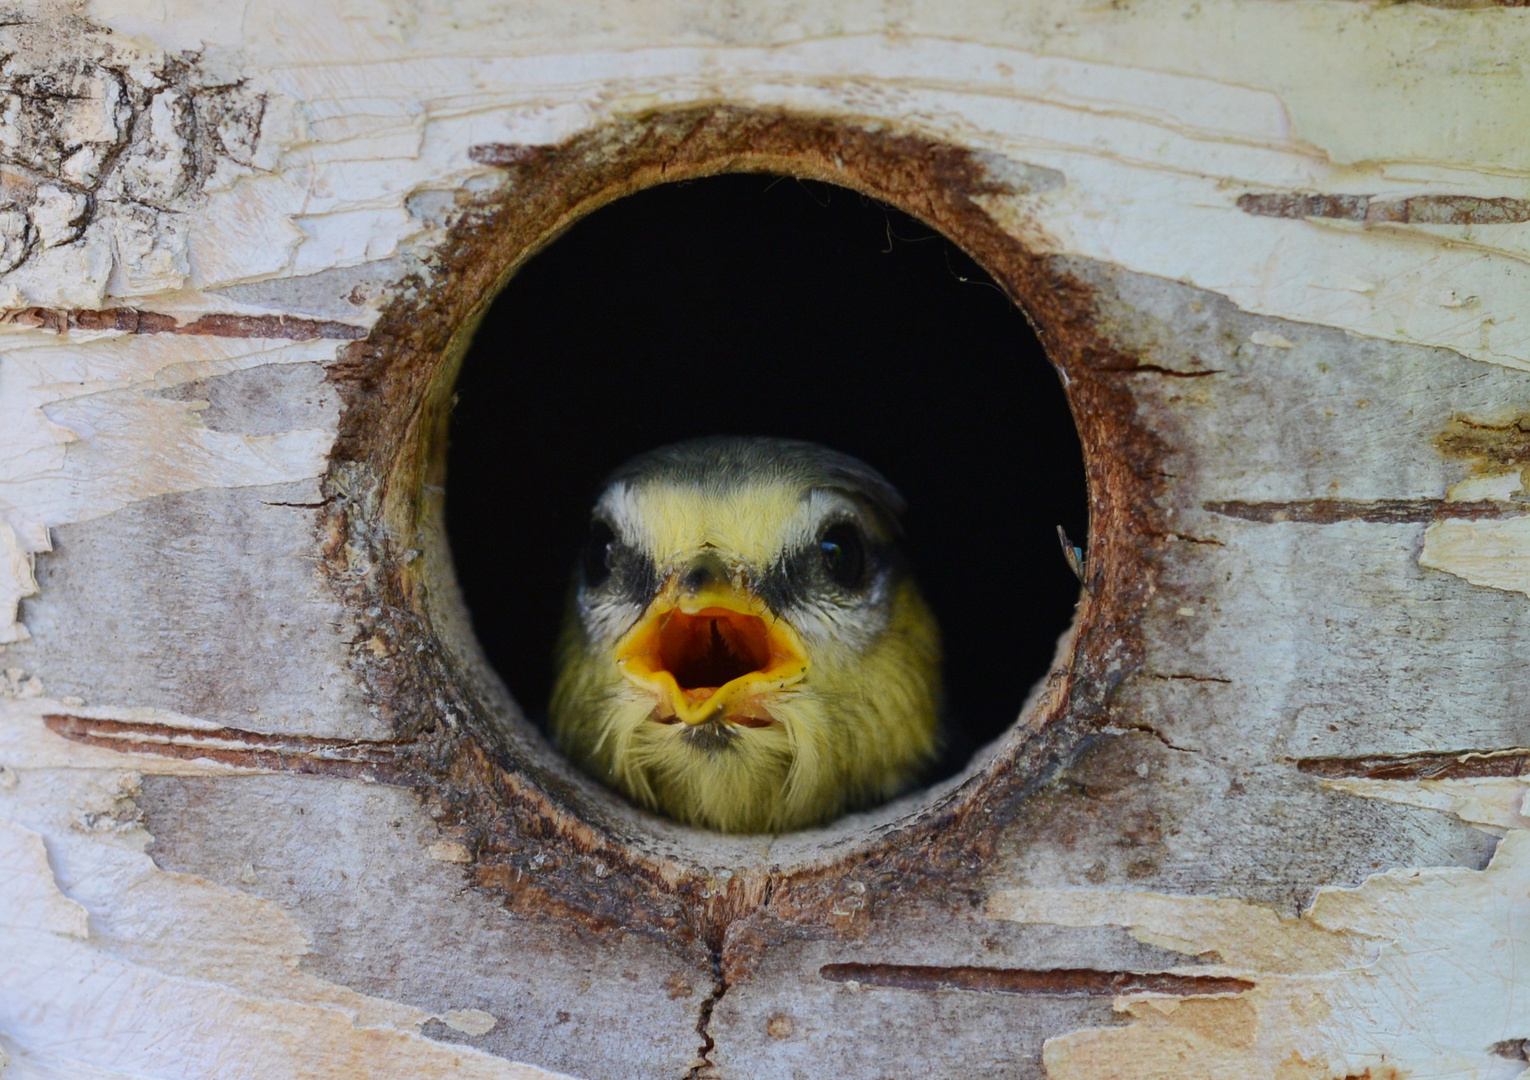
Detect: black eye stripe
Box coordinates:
(758, 520, 879, 612)
(586, 510, 878, 613)
(580, 518, 661, 614)
(757, 553, 807, 614)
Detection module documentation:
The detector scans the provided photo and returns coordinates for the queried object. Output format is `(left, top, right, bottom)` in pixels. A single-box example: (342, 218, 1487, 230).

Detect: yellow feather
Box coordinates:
(619, 484, 807, 569)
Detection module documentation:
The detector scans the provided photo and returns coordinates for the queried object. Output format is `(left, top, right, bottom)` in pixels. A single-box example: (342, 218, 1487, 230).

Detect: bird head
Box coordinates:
(550, 437, 941, 834)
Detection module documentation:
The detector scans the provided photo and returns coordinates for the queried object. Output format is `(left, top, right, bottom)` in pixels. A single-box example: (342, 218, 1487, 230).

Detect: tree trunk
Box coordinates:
(3, 3, 1528, 1078)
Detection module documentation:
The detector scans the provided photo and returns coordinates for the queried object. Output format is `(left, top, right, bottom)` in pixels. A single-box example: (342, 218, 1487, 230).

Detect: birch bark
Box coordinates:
(2, 2, 1528, 1078)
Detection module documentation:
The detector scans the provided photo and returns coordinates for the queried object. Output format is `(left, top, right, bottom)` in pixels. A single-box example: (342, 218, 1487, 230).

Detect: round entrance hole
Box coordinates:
(445, 173, 1088, 822)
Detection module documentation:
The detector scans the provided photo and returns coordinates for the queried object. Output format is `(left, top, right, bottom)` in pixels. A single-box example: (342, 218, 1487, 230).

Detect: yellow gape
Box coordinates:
(550, 437, 942, 834)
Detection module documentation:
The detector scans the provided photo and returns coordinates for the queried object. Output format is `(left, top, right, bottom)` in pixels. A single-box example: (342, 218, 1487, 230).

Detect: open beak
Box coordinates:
(614, 576, 807, 727)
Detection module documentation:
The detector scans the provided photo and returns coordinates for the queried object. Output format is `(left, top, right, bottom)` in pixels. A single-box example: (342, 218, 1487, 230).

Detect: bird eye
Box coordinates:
(819, 522, 867, 590)
(581, 519, 616, 587)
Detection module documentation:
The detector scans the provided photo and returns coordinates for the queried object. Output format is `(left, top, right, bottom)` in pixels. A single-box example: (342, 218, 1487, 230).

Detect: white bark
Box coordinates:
(2, 1, 1529, 1078)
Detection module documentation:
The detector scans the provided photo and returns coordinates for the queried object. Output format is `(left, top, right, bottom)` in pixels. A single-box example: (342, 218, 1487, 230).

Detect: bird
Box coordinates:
(549, 436, 943, 834)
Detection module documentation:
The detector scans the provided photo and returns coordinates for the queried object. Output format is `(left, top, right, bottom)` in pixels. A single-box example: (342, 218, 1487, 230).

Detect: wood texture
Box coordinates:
(2, 2, 1528, 1077)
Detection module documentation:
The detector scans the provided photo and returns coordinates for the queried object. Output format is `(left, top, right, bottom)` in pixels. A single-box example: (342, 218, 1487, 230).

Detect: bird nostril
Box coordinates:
(679, 553, 730, 596)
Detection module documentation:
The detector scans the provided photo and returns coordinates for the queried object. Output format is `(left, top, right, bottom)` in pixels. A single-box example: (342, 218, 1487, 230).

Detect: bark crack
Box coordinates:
(684, 952, 725, 1080)
(1107, 723, 1201, 754)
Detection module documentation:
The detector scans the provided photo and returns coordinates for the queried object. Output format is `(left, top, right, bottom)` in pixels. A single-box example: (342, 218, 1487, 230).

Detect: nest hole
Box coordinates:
(445, 173, 1087, 801)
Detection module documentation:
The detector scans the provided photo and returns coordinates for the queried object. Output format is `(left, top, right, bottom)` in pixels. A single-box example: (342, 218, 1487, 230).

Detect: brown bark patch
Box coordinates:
(1434, 413, 1530, 471)
(0, 306, 365, 340)
(1239, 192, 1530, 225)
(1206, 498, 1528, 524)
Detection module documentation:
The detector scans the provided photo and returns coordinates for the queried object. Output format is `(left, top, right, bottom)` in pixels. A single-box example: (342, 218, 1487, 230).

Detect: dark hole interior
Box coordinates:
(447, 174, 1088, 781)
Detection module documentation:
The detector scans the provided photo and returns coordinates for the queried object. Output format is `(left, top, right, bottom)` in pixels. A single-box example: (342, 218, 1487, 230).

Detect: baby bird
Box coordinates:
(550, 437, 942, 834)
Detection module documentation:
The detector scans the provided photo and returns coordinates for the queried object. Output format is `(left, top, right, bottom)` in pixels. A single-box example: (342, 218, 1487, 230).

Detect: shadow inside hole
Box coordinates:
(447, 174, 1087, 782)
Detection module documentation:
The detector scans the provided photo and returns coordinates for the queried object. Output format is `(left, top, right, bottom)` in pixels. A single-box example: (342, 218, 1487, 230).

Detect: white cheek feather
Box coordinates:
(577, 587, 645, 646)
(779, 568, 893, 656)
